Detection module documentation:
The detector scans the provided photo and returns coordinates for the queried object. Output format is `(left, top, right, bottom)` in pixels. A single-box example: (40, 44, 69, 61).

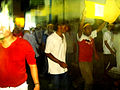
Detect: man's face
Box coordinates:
(0, 26, 11, 39)
(83, 25, 92, 36)
(65, 25, 69, 32)
(48, 25, 54, 32)
(61, 25, 68, 33)
(107, 24, 114, 31)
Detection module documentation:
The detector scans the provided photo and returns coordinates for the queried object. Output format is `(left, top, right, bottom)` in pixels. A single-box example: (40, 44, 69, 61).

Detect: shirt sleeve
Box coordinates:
(45, 36, 54, 54)
(24, 40, 36, 65)
(90, 30, 97, 39)
(103, 32, 110, 41)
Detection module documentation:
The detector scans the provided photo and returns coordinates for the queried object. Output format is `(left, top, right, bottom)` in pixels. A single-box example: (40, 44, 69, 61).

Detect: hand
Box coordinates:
(59, 61, 68, 68)
(95, 54, 99, 60)
(111, 50, 116, 56)
(34, 84, 40, 90)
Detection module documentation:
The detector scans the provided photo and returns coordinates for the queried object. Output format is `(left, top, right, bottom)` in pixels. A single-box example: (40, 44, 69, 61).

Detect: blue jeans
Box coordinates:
(50, 72, 70, 90)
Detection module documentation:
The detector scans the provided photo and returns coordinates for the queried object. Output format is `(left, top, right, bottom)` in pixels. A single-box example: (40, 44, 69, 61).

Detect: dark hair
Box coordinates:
(54, 24, 58, 31)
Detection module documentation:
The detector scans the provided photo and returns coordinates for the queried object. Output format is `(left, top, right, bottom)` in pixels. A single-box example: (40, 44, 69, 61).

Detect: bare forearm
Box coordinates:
(29, 64, 39, 84)
(46, 53, 61, 64)
(97, 21, 106, 32)
(46, 53, 67, 68)
(78, 9, 86, 37)
(105, 41, 115, 53)
(80, 15, 85, 30)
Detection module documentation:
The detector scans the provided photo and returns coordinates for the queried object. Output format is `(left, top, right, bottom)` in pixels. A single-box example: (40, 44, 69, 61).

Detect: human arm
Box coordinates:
(78, 9, 86, 38)
(104, 40, 116, 56)
(25, 40, 40, 90)
(96, 21, 106, 32)
(46, 53, 67, 68)
(29, 64, 40, 90)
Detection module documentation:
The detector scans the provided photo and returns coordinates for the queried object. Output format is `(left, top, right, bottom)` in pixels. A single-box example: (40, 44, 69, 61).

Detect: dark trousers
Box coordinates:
(104, 54, 117, 71)
(49, 72, 70, 90)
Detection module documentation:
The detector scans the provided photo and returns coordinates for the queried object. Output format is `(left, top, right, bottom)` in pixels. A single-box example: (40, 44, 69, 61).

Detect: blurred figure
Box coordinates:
(0, 22, 40, 89)
(65, 24, 77, 72)
(23, 30, 39, 58)
(92, 19, 105, 82)
(45, 24, 70, 90)
(33, 25, 43, 45)
(32, 25, 46, 75)
(42, 23, 54, 50)
(40, 23, 54, 75)
(64, 24, 77, 89)
(103, 23, 117, 73)
(13, 27, 23, 38)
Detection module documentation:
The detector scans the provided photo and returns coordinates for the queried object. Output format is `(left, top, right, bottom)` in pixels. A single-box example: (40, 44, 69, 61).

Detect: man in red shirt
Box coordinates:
(0, 20, 40, 89)
(77, 9, 106, 90)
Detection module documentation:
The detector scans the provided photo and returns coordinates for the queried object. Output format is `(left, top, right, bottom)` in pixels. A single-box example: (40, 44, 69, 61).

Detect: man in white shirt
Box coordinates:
(45, 24, 69, 90)
(103, 23, 116, 73)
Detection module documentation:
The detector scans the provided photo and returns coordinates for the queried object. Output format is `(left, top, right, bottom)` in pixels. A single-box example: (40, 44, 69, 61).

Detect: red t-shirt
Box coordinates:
(0, 37, 36, 87)
(78, 39, 94, 62)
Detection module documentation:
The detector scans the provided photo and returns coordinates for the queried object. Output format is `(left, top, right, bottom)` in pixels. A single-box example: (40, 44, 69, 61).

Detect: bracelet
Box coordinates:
(35, 83, 39, 86)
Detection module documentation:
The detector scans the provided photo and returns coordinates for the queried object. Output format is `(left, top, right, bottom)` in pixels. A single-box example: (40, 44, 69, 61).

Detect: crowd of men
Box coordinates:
(1, 10, 120, 90)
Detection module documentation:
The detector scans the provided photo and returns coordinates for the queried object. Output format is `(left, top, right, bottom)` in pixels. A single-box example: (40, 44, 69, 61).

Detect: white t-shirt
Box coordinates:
(45, 32, 67, 74)
(103, 30, 114, 54)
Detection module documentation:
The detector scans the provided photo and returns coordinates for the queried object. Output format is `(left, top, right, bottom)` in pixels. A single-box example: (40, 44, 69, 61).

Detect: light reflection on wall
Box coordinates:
(103, 0, 120, 23)
(24, 12, 36, 30)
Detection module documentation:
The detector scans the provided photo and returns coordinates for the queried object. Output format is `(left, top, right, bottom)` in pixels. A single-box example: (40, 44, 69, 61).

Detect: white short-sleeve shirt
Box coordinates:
(103, 30, 114, 54)
(45, 32, 67, 74)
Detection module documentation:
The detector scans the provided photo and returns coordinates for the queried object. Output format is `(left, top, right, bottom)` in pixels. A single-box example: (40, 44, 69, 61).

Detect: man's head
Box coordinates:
(0, 26, 11, 40)
(61, 24, 69, 33)
(82, 23, 92, 36)
(47, 24, 54, 30)
(47, 24, 54, 33)
(64, 24, 70, 32)
(107, 23, 114, 31)
(0, 14, 12, 40)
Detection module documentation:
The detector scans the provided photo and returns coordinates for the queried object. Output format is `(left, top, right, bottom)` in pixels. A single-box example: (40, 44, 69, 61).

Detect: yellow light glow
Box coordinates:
(85, 1, 95, 18)
(103, 0, 120, 23)
(85, 0, 104, 19)
(24, 12, 36, 30)
(52, 4, 63, 15)
(31, 8, 48, 16)
(85, 0, 120, 23)
(41, 9, 47, 16)
(15, 17, 25, 27)
(95, 4, 104, 17)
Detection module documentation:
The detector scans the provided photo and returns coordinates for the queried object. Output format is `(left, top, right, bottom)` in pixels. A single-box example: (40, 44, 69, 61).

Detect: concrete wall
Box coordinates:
(51, 0, 85, 23)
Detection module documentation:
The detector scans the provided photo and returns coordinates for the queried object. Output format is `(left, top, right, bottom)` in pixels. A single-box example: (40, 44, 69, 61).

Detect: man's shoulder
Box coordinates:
(103, 31, 110, 36)
(47, 32, 56, 39)
(17, 37, 30, 45)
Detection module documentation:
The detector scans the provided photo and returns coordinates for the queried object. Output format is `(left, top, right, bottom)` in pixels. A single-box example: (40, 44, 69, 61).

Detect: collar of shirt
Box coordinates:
(77, 34, 91, 42)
